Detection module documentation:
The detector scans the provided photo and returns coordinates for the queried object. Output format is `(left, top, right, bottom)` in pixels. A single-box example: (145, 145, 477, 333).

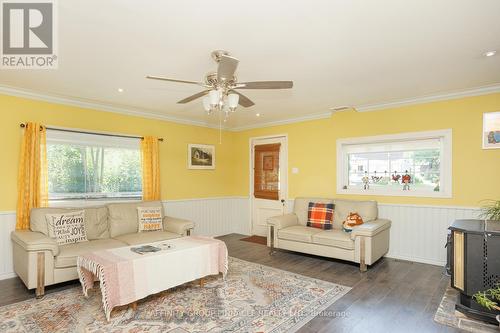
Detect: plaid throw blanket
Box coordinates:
(77, 236, 228, 321)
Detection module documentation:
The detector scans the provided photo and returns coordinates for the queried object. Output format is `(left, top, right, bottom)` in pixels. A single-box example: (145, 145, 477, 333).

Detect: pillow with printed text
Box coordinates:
(137, 207, 163, 232)
(45, 210, 88, 245)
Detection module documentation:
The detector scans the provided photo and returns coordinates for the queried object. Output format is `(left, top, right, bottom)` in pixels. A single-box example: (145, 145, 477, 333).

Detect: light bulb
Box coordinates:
(227, 93, 239, 109)
(202, 96, 211, 112)
(209, 90, 219, 106)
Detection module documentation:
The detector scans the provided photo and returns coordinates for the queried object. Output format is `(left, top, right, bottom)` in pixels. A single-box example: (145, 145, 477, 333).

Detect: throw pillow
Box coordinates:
(342, 212, 364, 233)
(45, 210, 88, 245)
(307, 202, 334, 230)
(137, 207, 163, 232)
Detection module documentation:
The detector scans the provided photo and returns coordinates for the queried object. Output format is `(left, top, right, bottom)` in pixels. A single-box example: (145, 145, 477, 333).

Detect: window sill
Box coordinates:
(336, 188, 452, 199)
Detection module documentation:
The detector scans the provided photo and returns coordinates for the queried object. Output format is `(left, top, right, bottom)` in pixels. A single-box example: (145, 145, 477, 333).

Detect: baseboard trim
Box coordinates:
(0, 272, 17, 280)
(385, 254, 445, 267)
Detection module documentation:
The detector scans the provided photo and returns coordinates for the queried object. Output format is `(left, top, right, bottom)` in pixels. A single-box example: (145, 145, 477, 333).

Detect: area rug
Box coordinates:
(434, 285, 499, 332)
(0, 257, 350, 333)
(240, 235, 267, 245)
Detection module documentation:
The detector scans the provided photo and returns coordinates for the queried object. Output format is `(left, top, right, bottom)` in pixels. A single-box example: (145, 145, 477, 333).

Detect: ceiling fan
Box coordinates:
(146, 50, 293, 118)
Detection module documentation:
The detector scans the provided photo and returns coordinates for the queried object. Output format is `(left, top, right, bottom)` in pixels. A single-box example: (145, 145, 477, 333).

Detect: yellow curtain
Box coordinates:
(16, 123, 48, 230)
(141, 136, 161, 201)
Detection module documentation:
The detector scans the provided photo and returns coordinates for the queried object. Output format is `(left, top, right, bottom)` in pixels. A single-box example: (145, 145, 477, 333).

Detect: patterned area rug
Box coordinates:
(0, 257, 350, 333)
(434, 285, 499, 332)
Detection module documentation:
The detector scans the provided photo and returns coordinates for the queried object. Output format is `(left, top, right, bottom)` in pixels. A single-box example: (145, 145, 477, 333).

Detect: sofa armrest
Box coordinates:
(267, 213, 299, 230)
(163, 216, 194, 235)
(350, 218, 391, 239)
(11, 230, 59, 256)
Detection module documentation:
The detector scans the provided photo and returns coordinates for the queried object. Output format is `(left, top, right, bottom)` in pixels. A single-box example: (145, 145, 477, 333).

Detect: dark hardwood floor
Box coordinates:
(0, 233, 460, 332)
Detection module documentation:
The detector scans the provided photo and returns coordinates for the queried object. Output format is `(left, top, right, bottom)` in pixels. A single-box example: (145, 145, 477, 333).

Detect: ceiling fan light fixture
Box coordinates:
(208, 90, 220, 107)
(227, 93, 239, 111)
(202, 96, 211, 112)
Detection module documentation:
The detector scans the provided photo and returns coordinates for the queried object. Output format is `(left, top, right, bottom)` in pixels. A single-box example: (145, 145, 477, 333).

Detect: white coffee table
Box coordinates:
(77, 236, 228, 321)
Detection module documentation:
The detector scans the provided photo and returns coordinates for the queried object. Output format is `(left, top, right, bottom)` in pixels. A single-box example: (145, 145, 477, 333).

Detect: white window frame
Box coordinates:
(336, 129, 452, 198)
(46, 128, 143, 205)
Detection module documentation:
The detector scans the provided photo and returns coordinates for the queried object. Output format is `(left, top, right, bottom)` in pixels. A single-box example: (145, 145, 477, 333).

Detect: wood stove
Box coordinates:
(449, 219, 500, 324)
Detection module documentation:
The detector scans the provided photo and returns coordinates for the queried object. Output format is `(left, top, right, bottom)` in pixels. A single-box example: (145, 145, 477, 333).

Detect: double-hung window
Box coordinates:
(46, 129, 142, 201)
(336, 130, 452, 198)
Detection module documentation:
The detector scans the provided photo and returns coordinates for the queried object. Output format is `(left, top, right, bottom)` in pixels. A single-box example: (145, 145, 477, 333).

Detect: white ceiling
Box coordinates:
(2, 0, 500, 129)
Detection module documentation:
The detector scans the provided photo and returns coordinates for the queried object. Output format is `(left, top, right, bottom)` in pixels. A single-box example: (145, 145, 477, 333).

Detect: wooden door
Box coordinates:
(251, 137, 287, 236)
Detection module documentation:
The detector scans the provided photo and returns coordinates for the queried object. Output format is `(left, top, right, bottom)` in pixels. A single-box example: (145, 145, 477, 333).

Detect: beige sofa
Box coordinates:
(11, 200, 194, 297)
(267, 198, 391, 271)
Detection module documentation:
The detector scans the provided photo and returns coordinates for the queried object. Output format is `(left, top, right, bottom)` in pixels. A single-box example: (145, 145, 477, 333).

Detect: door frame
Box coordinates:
(248, 134, 288, 235)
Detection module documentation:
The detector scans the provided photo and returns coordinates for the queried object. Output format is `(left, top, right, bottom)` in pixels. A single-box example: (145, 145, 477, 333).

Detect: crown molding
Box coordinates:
(356, 84, 500, 112)
(2, 83, 500, 131)
(230, 112, 332, 131)
(0, 84, 226, 130)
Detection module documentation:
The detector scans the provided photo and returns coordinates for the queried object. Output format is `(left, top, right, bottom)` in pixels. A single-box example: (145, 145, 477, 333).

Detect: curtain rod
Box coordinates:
(19, 123, 164, 141)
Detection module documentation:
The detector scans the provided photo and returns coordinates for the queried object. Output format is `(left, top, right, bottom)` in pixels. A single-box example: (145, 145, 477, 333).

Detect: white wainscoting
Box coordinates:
(0, 211, 16, 280)
(379, 203, 480, 266)
(0, 197, 481, 280)
(163, 197, 250, 236)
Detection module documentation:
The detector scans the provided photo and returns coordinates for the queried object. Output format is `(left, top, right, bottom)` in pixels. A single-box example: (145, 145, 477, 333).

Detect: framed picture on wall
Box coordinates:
(188, 144, 215, 169)
(482, 111, 500, 149)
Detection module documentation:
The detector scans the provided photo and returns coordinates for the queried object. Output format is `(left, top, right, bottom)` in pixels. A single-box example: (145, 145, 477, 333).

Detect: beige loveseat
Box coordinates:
(267, 198, 391, 271)
(11, 200, 194, 297)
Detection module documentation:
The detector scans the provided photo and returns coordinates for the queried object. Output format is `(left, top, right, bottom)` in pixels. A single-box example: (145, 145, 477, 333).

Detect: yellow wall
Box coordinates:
(233, 93, 500, 207)
(1, 92, 499, 211)
(0, 94, 238, 211)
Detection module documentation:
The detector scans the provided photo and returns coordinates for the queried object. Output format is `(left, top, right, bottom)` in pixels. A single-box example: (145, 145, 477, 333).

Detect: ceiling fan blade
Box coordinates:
(177, 90, 210, 104)
(230, 90, 255, 107)
(146, 75, 205, 86)
(235, 81, 293, 89)
(217, 55, 239, 82)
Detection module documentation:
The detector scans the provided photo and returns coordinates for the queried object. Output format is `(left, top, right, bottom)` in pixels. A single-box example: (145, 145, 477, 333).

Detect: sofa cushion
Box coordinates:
(107, 201, 163, 237)
(333, 199, 378, 229)
(293, 197, 334, 225)
(113, 230, 181, 245)
(31, 206, 110, 240)
(278, 225, 322, 243)
(307, 202, 334, 230)
(312, 230, 355, 250)
(55, 239, 126, 268)
(83, 206, 110, 240)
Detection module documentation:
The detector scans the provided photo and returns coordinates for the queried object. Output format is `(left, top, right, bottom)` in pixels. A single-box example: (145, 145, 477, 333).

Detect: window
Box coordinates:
(337, 130, 452, 198)
(47, 129, 142, 201)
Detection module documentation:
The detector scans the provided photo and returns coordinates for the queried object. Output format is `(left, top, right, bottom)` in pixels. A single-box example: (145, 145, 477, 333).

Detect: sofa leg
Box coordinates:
(359, 237, 367, 272)
(268, 226, 275, 255)
(360, 261, 367, 272)
(36, 252, 45, 298)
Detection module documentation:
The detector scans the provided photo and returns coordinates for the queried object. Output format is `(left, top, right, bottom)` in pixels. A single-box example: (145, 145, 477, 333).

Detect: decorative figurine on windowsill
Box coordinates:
(362, 171, 370, 190)
(371, 171, 383, 183)
(392, 171, 401, 183)
(402, 171, 411, 190)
